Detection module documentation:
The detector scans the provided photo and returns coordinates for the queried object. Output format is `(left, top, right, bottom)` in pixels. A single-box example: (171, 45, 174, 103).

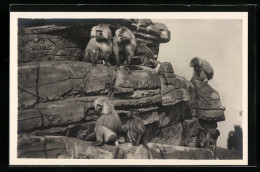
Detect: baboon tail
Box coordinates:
(113, 140, 120, 159)
(85, 131, 96, 141)
(143, 143, 153, 159)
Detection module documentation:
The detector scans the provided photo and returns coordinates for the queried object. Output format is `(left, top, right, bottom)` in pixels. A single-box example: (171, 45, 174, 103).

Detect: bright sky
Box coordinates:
(153, 19, 243, 148)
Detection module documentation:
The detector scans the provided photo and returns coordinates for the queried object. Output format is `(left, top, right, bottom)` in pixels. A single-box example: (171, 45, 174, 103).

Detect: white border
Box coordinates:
(10, 12, 248, 166)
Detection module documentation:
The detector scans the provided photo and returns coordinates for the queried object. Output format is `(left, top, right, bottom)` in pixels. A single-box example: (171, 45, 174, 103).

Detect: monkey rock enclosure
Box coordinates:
(18, 19, 225, 159)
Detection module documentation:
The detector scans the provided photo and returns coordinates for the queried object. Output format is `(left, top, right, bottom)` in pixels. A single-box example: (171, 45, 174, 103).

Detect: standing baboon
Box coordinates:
(113, 27, 137, 71)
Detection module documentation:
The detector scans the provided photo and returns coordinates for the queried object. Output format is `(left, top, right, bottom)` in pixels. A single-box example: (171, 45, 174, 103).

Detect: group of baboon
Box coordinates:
(84, 24, 214, 82)
(85, 98, 153, 159)
(83, 24, 136, 72)
(86, 97, 219, 159)
(83, 23, 217, 159)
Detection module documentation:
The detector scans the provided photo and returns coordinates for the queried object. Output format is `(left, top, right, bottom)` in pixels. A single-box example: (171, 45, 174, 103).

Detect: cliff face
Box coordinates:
(17, 19, 225, 159)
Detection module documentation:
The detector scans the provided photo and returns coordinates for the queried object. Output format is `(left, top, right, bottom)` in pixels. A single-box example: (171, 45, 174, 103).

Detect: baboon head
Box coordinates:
(190, 57, 202, 73)
(94, 98, 114, 115)
(90, 24, 112, 41)
(211, 129, 220, 140)
(127, 109, 140, 118)
(116, 27, 132, 43)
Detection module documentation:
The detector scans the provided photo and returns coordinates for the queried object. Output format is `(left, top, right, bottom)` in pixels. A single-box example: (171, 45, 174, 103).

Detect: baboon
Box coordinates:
(132, 19, 153, 30)
(113, 27, 137, 71)
(85, 98, 122, 158)
(135, 43, 158, 68)
(190, 57, 214, 83)
(198, 128, 220, 157)
(83, 24, 113, 65)
(123, 109, 153, 159)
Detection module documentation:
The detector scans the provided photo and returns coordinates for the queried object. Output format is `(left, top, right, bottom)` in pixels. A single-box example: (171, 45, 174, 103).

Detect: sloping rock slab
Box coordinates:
(114, 66, 160, 89)
(18, 135, 214, 159)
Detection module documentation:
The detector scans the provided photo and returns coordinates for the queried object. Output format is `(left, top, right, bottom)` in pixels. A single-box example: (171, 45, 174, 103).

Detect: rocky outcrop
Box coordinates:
(17, 19, 225, 159)
(18, 135, 214, 159)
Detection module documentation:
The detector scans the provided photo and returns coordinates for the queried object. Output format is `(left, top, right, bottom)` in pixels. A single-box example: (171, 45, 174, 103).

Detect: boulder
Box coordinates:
(159, 75, 184, 106)
(191, 79, 225, 121)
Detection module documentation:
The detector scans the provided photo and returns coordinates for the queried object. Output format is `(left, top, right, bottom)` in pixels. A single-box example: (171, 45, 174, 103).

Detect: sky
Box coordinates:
(153, 19, 243, 148)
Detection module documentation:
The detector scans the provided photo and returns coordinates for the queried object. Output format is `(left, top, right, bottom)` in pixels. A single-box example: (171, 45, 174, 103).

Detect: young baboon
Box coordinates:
(85, 98, 123, 158)
(190, 57, 214, 83)
(113, 27, 137, 71)
(123, 109, 153, 159)
(83, 24, 113, 65)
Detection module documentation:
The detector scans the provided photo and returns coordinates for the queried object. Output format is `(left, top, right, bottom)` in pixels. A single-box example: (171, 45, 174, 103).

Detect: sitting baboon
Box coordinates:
(123, 109, 153, 159)
(190, 57, 214, 83)
(85, 98, 123, 158)
(83, 24, 113, 65)
(198, 128, 220, 156)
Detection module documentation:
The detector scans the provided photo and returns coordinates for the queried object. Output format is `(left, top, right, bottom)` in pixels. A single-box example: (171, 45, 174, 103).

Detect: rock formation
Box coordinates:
(18, 19, 225, 159)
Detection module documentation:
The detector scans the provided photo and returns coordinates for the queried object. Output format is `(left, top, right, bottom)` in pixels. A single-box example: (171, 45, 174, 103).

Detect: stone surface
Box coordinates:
(150, 122, 183, 146)
(114, 66, 160, 90)
(158, 102, 193, 128)
(79, 65, 116, 94)
(18, 108, 43, 133)
(158, 62, 175, 85)
(18, 34, 83, 63)
(182, 117, 200, 147)
(130, 89, 160, 99)
(18, 62, 40, 107)
(18, 135, 214, 159)
(159, 75, 184, 106)
(198, 109, 225, 121)
(112, 95, 162, 109)
(18, 88, 38, 108)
